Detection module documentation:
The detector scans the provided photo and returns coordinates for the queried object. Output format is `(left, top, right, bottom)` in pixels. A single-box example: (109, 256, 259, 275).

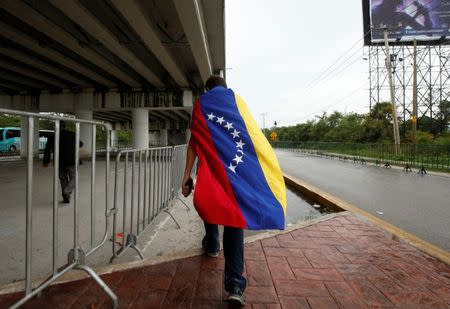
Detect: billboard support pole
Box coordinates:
(412, 39, 418, 153)
(383, 29, 401, 155)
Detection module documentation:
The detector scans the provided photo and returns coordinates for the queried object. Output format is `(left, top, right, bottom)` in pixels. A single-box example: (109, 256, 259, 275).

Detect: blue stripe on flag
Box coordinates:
(199, 87, 284, 229)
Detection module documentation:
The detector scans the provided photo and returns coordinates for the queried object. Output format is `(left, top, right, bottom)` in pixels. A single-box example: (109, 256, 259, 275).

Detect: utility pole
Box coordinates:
(260, 113, 267, 131)
(383, 28, 401, 155)
(412, 38, 418, 152)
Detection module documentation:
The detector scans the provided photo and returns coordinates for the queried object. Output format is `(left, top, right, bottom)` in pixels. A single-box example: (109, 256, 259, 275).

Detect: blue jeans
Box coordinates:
(203, 223, 247, 292)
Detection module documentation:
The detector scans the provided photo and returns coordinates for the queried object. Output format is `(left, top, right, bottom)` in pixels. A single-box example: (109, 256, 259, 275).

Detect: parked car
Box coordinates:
(0, 128, 54, 153)
(0, 127, 21, 152)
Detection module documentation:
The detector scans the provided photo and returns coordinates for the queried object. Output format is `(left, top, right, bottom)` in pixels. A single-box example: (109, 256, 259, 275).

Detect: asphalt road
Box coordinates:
(277, 150, 450, 251)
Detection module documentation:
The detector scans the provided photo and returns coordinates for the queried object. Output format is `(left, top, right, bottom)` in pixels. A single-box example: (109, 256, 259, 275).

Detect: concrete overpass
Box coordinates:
(0, 0, 225, 155)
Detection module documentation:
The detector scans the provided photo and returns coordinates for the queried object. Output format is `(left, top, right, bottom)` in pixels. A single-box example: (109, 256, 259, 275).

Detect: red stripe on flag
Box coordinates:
(190, 100, 246, 228)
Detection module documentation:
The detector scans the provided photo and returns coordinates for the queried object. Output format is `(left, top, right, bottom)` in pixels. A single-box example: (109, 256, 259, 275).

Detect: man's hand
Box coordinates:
(182, 177, 193, 197)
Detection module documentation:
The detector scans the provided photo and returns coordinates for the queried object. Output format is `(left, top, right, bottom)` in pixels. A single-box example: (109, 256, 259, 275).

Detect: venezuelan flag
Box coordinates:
(189, 86, 286, 230)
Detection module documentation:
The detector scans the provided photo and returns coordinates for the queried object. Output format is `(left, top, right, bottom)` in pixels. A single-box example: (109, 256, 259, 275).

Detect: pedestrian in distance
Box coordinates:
(43, 121, 83, 204)
(182, 75, 286, 306)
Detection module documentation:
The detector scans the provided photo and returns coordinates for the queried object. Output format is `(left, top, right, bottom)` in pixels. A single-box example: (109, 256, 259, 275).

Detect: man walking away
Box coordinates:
(43, 121, 83, 203)
(182, 75, 286, 306)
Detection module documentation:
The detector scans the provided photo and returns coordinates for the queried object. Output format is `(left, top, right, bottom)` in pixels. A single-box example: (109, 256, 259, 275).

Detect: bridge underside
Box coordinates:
(0, 0, 225, 151)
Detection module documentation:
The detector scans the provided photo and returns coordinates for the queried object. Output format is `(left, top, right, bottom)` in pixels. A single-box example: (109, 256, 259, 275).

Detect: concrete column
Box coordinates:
(75, 110, 93, 157)
(182, 90, 193, 107)
(132, 108, 148, 149)
(185, 129, 191, 144)
(20, 116, 39, 158)
(111, 130, 118, 151)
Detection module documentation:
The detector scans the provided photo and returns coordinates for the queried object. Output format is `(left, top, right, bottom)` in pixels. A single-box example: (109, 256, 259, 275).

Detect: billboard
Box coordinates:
(363, 0, 450, 45)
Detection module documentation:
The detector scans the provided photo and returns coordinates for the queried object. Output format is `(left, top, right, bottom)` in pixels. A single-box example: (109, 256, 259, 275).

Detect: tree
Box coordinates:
(0, 115, 20, 127)
(362, 102, 394, 142)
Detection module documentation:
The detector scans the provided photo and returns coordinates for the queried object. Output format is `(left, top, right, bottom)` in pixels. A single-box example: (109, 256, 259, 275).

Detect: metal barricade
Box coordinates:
(110, 144, 189, 261)
(0, 108, 118, 308)
(171, 145, 192, 209)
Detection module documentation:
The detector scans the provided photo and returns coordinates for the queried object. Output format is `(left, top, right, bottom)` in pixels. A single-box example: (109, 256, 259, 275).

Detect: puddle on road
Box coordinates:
(285, 187, 334, 226)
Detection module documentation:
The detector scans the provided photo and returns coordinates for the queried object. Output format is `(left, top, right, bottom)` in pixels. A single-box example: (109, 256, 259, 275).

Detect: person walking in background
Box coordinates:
(43, 121, 83, 204)
(182, 75, 286, 306)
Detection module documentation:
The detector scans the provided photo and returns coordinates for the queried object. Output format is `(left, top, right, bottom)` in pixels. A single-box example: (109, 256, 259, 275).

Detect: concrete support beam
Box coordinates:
(0, 70, 48, 90)
(0, 48, 89, 87)
(173, 0, 213, 82)
(155, 110, 178, 121)
(111, 0, 189, 87)
(0, 59, 67, 89)
(0, 0, 140, 88)
(0, 22, 115, 88)
(0, 82, 22, 93)
(49, 0, 164, 87)
(173, 110, 191, 121)
(132, 108, 148, 149)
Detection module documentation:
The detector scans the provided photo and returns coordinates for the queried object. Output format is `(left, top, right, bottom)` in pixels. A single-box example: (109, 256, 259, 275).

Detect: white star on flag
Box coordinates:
(228, 163, 237, 173)
(231, 129, 240, 139)
(207, 113, 215, 121)
(216, 116, 225, 125)
(233, 154, 243, 164)
(224, 122, 234, 130)
(237, 149, 244, 155)
(236, 140, 246, 149)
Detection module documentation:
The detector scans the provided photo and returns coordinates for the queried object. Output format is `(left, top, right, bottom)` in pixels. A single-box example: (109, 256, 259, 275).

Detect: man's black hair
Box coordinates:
(205, 75, 227, 91)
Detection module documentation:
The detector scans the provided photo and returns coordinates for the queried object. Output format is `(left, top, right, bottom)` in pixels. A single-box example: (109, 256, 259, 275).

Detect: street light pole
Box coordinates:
(383, 28, 401, 155)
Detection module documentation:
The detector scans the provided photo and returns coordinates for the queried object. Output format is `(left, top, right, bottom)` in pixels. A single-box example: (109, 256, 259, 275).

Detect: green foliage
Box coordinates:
(271, 101, 449, 145)
(434, 133, 450, 145)
(415, 131, 434, 144)
(0, 115, 20, 127)
(118, 130, 132, 143)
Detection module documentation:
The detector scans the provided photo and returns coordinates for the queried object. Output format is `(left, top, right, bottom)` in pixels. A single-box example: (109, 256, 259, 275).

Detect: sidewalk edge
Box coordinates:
(283, 173, 450, 265)
(0, 212, 345, 296)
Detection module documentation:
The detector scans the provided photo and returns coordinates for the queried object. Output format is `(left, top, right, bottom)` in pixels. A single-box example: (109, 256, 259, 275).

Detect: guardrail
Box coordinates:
(0, 108, 118, 308)
(110, 144, 189, 262)
(273, 141, 450, 173)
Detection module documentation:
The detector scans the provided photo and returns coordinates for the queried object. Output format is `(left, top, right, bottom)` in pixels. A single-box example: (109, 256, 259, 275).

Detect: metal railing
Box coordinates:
(110, 144, 189, 261)
(0, 108, 118, 308)
(273, 141, 450, 173)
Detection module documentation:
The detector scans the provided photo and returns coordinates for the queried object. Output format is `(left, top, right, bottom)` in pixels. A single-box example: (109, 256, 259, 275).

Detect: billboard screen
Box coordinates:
(363, 0, 450, 45)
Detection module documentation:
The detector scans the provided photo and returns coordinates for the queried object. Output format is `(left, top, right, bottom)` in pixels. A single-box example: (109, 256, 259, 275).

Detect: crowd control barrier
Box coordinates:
(0, 108, 118, 308)
(110, 144, 190, 261)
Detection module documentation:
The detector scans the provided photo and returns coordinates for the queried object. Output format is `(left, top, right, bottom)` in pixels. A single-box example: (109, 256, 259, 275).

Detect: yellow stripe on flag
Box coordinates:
(234, 94, 287, 215)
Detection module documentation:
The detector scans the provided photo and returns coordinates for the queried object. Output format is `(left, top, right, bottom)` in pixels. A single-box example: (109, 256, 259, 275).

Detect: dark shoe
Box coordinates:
(202, 237, 219, 258)
(226, 286, 245, 306)
(63, 194, 70, 203)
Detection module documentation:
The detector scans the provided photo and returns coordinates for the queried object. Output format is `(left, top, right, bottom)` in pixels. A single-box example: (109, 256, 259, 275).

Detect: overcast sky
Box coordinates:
(225, 0, 370, 128)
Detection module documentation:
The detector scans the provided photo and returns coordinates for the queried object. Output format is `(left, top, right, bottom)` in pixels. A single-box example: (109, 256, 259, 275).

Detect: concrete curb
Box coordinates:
(284, 173, 450, 265)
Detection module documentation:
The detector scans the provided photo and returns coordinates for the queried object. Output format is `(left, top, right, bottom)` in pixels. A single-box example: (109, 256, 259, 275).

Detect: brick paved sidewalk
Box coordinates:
(1, 214, 449, 308)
